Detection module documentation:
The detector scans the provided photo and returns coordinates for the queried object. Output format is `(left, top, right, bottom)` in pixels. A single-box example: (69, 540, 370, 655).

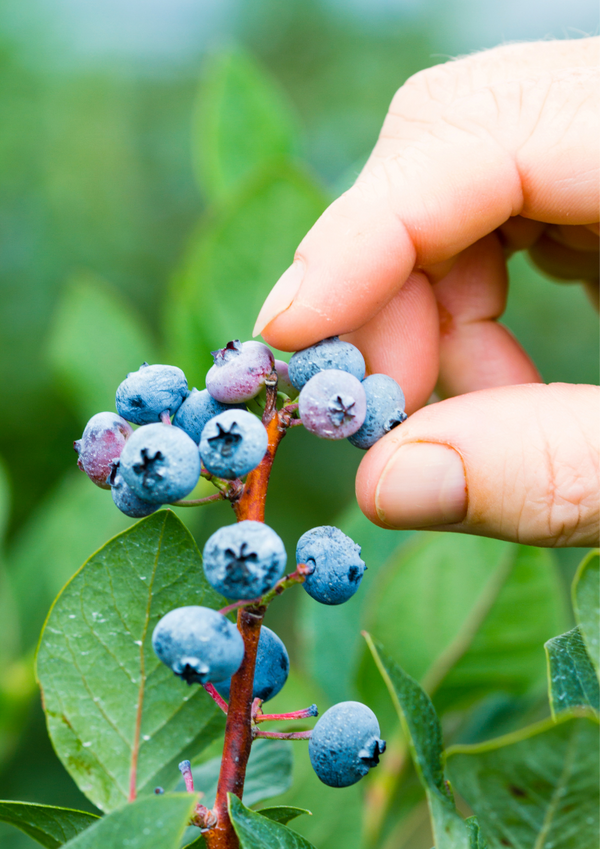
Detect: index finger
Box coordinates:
(254, 42, 599, 351)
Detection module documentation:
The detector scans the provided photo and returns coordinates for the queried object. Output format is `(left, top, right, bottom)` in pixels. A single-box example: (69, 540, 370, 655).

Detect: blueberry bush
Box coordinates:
(0, 49, 598, 849)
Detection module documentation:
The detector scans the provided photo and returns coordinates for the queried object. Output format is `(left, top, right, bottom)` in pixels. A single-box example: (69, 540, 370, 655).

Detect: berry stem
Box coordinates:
(254, 705, 318, 723)
(202, 683, 229, 714)
(218, 598, 261, 616)
(171, 493, 225, 507)
(179, 760, 195, 793)
(253, 729, 312, 741)
(160, 411, 172, 425)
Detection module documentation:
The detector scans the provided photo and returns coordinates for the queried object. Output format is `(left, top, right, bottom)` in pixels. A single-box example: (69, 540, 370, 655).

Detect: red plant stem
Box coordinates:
(207, 607, 264, 848)
(202, 683, 229, 714)
(254, 705, 318, 723)
(253, 729, 312, 740)
(204, 383, 289, 849)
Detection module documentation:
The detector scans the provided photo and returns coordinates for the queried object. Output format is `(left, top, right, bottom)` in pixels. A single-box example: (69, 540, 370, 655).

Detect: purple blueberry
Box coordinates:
(299, 370, 366, 439)
(288, 337, 365, 391)
(200, 409, 268, 480)
(213, 626, 289, 703)
(297, 526, 366, 605)
(203, 520, 287, 600)
(109, 468, 161, 518)
(116, 363, 189, 425)
(152, 606, 244, 685)
(206, 340, 275, 404)
(74, 412, 133, 489)
(348, 374, 407, 450)
(309, 702, 386, 788)
(119, 423, 200, 503)
(173, 388, 245, 444)
(274, 360, 297, 399)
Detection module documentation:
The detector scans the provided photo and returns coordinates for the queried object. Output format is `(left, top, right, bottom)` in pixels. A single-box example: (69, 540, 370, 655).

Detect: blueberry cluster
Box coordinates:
(75, 334, 394, 789)
(74, 341, 279, 517)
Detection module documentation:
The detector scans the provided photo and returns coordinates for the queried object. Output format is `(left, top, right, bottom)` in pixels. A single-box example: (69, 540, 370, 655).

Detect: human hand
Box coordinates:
(254, 38, 600, 547)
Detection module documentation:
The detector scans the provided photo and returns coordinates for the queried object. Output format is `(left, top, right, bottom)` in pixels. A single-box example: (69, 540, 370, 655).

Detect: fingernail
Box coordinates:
(376, 442, 467, 528)
(253, 260, 304, 337)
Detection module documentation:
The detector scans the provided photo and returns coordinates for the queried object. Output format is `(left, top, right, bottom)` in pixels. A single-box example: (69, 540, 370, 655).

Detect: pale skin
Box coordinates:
(254, 38, 600, 548)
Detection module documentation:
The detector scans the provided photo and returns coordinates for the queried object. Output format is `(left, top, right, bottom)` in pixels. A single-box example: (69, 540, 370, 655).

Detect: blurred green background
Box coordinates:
(0, 0, 598, 847)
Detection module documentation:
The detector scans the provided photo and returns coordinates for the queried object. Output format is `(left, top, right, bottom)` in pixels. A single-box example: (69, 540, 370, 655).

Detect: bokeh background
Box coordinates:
(0, 1, 598, 847)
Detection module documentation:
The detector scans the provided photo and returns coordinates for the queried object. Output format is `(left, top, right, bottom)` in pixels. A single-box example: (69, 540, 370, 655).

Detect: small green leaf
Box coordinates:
(47, 272, 157, 424)
(364, 635, 470, 849)
(36, 511, 226, 812)
(228, 795, 317, 849)
(194, 49, 300, 202)
(446, 711, 600, 849)
(464, 817, 488, 849)
(572, 550, 600, 676)
(257, 807, 311, 825)
(545, 627, 600, 717)
(62, 794, 197, 849)
(0, 801, 98, 848)
(165, 165, 328, 385)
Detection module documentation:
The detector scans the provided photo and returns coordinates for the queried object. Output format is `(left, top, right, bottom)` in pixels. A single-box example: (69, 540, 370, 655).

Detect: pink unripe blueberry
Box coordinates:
(274, 360, 297, 398)
(74, 412, 133, 489)
(206, 340, 275, 403)
(299, 370, 366, 439)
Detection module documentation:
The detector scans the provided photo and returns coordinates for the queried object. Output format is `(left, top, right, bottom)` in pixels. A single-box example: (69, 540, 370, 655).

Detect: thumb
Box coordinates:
(356, 384, 599, 547)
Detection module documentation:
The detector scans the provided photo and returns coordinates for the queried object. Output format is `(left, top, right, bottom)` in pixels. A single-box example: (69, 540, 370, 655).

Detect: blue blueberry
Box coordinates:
(116, 363, 189, 425)
(206, 340, 275, 403)
(299, 370, 366, 439)
(288, 337, 365, 391)
(203, 520, 287, 600)
(348, 374, 407, 449)
(200, 409, 268, 480)
(309, 701, 386, 788)
(119, 423, 200, 504)
(109, 467, 161, 518)
(297, 526, 366, 605)
(74, 412, 133, 489)
(213, 626, 289, 703)
(152, 606, 244, 685)
(173, 388, 245, 444)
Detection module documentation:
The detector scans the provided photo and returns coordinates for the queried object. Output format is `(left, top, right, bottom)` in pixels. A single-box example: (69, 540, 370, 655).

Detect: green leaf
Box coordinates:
(62, 794, 198, 849)
(446, 712, 600, 849)
(362, 535, 567, 714)
(165, 165, 328, 386)
(545, 627, 600, 717)
(36, 511, 226, 813)
(228, 795, 317, 849)
(194, 49, 300, 202)
(257, 807, 311, 825)
(47, 272, 157, 424)
(364, 635, 470, 849)
(0, 801, 98, 848)
(572, 550, 599, 676)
